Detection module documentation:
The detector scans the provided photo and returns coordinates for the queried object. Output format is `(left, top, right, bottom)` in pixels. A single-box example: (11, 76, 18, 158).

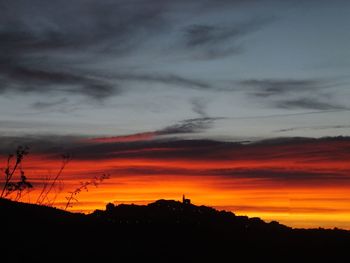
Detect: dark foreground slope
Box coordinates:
(1, 198, 349, 263)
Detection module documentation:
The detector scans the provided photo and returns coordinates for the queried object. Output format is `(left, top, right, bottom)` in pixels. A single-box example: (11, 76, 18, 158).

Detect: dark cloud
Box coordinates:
(1, 135, 349, 187)
(0, 0, 271, 100)
(0, 0, 167, 53)
(158, 117, 218, 135)
(1, 135, 350, 188)
(207, 168, 349, 184)
(186, 25, 223, 47)
(275, 124, 350, 133)
(0, 0, 167, 100)
(0, 62, 119, 100)
(227, 109, 349, 120)
(0, 134, 235, 161)
(90, 166, 350, 186)
(112, 73, 211, 90)
(183, 18, 271, 59)
(240, 79, 347, 110)
(2, 132, 350, 164)
(0, 66, 210, 99)
(0, 117, 222, 156)
(241, 79, 325, 97)
(0, 135, 83, 155)
(275, 98, 347, 110)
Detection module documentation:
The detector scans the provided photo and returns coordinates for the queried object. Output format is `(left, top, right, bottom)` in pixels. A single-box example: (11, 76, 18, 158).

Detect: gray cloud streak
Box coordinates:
(31, 98, 69, 110)
(241, 79, 326, 97)
(183, 18, 272, 59)
(241, 79, 348, 110)
(157, 117, 220, 135)
(275, 124, 350, 133)
(275, 98, 348, 110)
(111, 73, 211, 90)
(0, 0, 271, 100)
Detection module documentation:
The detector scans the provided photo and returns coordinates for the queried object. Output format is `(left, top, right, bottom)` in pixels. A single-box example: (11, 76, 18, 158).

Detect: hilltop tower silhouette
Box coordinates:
(182, 194, 191, 205)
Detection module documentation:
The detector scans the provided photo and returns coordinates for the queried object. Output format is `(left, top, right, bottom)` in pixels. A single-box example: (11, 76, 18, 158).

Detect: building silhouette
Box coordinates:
(182, 194, 191, 205)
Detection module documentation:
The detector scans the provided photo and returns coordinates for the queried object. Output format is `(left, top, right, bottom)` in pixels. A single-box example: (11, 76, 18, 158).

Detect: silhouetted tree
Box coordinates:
(4, 169, 33, 200)
(1, 146, 30, 199)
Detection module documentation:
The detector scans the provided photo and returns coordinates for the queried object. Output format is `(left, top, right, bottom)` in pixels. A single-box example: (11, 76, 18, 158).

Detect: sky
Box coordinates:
(1, 0, 350, 229)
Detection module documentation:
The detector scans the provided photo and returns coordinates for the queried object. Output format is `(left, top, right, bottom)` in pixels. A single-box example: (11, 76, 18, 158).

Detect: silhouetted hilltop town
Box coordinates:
(1, 197, 350, 263)
(92, 197, 288, 233)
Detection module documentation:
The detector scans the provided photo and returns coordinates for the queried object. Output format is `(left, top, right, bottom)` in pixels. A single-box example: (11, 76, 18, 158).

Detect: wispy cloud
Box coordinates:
(190, 98, 209, 117)
(241, 79, 348, 110)
(31, 98, 69, 110)
(90, 117, 221, 143)
(275, 98, 348, 110)
(183, 18, 272, 59)
(0, 65, 119, 100)
(241, 79, 325, 97)
(111, 73, 211, 90)
(158, 117, 218, 135)
(275, 124, 350, 133)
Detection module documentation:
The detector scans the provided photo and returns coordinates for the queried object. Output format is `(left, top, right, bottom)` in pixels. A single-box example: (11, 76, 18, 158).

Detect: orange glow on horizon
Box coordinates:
(1, 137, 350, 229)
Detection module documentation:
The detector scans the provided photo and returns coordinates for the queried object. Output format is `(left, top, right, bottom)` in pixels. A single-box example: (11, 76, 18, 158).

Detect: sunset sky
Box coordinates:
(1, 0, 350, 229)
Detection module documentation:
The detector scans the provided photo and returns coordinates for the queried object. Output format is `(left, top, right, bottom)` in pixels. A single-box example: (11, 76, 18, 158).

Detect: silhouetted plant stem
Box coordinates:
(65, 174, 110, 210)
(47, 179, 64, 207)
(37, 154, 70, 205)
(1, 156, 16, 198)
(36, 175, 50, 204)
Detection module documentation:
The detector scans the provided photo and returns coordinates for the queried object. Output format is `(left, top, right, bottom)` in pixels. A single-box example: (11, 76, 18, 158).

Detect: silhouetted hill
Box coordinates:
(91, 199, 289, 233)
(1, 198, 350, 263)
